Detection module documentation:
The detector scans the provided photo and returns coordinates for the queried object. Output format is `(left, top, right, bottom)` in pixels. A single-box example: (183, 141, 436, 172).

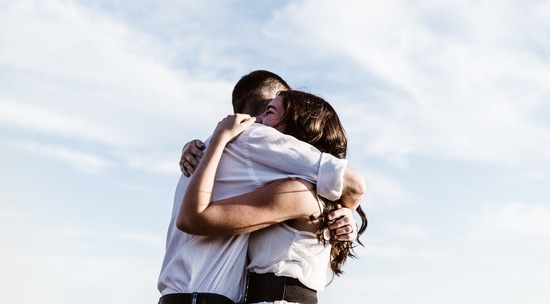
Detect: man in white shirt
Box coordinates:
(157, 70, 364, 304)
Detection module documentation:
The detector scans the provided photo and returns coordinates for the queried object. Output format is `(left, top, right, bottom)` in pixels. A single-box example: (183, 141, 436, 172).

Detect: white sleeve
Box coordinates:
(239, 124, 347, 201)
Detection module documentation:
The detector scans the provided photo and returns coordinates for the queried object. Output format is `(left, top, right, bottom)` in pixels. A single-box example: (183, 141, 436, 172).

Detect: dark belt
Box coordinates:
(159, 293, 235, 304)
(245, 272, 317, 304)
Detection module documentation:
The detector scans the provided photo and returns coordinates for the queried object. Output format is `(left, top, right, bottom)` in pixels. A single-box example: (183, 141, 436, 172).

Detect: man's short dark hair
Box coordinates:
(232, 70, 291, 116)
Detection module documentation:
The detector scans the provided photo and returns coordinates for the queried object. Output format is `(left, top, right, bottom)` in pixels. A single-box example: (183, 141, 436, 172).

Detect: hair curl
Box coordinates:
(277, 90, 367, 276)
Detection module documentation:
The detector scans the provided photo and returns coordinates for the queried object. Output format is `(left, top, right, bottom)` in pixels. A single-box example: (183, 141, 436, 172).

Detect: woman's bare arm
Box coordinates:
(178, 178, 320, 236)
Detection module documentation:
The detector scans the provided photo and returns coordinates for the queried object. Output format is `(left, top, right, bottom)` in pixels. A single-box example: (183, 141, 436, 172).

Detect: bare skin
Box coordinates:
(179, 139, 204, 176)
(177, 114, 365, 241)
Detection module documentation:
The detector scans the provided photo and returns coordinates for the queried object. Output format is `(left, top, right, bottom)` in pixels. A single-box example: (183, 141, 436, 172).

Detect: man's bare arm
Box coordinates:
(340, 168, 366, 210)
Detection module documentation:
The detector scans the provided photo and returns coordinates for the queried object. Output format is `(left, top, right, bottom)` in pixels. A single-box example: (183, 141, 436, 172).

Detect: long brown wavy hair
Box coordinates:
(276, 90, 367, 276)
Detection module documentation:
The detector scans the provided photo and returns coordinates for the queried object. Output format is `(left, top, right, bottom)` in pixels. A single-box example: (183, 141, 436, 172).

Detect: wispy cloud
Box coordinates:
(262, 0, 550, 167)
(125, 151, 180, 174)
(0, 98, 126, 145)
(51, 227, 164, 246)
(383, 221, 430, 240)
(363, 170, 409, 207)
(1, 0, 232, 131)
(0, 208, 163, 303)
(0, 0, 235, 175)
(13, 140, 113, 173)
(466, 201, 550, 241)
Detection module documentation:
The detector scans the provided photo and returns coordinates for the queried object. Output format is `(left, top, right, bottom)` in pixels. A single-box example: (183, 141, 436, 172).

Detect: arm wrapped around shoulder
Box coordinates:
(340, 168, 366, 210)
(316, 153, 348, 201)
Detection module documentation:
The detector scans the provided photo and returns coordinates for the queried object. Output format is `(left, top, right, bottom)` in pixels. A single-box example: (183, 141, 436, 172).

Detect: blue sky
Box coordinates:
(1, 0, 549, 303)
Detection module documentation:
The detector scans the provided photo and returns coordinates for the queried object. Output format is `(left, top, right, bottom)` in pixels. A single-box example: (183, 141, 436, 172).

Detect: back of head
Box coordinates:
(232, 70, 291, 116)
(277, 90, 347, 159)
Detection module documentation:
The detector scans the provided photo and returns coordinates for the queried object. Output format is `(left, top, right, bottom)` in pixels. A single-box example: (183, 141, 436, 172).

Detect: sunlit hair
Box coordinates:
(276, 90, 368, 277)
(232, 70, 291, 116)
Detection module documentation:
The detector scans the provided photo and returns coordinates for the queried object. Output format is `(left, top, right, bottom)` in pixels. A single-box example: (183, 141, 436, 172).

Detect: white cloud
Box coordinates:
(525, 171, 550, 181)
(466, 201, 550, 241)
(360, 235, 439, 260)
(0, 98, 126, 145)
(384, 221, 430, 240)
(0, 0, 236, 178)
(2, 250, 159, 303)
(13, 140, 113, 173)
(265, 0, 550, 167)
(125, 151, 180, 174)
(0, 0, 232, 145)
(3, 0, 549, 169)
(52, 227, 164, 247)
(0, 209, 163, 304)
(363, 170, 409, 207)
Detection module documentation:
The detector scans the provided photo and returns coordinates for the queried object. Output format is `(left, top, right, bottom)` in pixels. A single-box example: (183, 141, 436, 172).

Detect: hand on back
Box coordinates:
(180, 139, 205, 176)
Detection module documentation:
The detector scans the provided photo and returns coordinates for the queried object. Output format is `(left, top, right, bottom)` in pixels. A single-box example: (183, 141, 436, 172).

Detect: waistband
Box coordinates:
(245, 272, 317, 304)
(159, 292, 235, 304)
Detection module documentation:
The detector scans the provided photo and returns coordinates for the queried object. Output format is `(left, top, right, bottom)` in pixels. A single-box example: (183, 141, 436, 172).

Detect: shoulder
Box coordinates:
(239, 123, 284, 140)
(246, 123, 279, 134)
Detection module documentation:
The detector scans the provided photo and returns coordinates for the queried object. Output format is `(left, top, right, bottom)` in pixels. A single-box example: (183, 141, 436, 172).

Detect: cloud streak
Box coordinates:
(13, 140, 114, 173)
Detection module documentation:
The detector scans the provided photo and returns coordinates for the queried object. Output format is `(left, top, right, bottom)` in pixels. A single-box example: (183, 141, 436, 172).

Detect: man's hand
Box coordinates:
(180, 139, 205, 177)
(327, 206, 358, 242)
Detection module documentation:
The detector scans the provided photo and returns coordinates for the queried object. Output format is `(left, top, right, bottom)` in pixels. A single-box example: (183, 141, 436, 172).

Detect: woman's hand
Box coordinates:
(179, 113, 255, 176)
(211, 114, 256, 145)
